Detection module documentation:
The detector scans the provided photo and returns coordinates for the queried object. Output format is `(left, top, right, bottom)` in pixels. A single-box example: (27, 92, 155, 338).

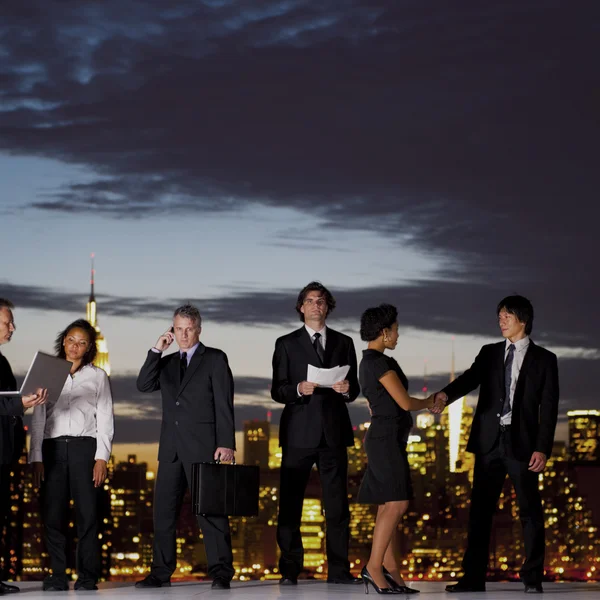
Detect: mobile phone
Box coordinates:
(170, 326, 174, 334)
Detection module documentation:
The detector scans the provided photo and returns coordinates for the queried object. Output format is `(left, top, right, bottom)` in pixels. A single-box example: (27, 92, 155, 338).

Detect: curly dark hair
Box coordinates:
(360, 304, 398, 341)
(497, 295, 534, 336)
(55, 319, 98, 369)
(295, 281, 336, 322)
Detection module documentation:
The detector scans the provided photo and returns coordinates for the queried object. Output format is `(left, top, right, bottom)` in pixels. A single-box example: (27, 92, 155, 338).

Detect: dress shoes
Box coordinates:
(42, 576, 69, 592)
(279, 576, 298, 585)
(445, 581, 486, 593)
(74, 579, 98, 591)
(327, 573, 362, 584)
(134, 575, 171, 588)
(524, 584, 543, 593)
(211, 577, 231, 590)
(0, 582, 19, 594)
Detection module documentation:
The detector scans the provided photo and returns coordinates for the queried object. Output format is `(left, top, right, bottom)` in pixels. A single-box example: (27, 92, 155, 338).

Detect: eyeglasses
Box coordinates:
(304, 298, 327, 307)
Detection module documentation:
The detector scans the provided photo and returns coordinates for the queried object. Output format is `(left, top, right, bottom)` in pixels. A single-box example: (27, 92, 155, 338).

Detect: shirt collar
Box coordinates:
(180, 342, 200, 359)
(305, 324, 327, 342)
(506, 335, 530, 352)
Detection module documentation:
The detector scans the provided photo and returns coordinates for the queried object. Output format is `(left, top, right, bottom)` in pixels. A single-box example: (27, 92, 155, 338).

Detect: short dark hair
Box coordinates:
(173, 304, 202, 328)
(295, 282, 336, 322)
(360, 304, 398, 341)
(55, 319, 98, 368)
(497, 295, 534, 335)
(0, 298, 14, 310)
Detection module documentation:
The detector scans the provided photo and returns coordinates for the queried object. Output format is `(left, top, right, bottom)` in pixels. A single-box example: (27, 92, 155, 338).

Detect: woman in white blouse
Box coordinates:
(30, 319, 114, 592)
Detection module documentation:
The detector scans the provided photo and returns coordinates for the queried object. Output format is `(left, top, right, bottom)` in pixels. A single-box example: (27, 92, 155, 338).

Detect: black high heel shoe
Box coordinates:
(360, 566, 396, 595)
(382, 567, 420, 594)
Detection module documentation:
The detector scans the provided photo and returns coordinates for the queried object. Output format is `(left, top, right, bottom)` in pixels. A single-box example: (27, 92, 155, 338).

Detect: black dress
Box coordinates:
(357, 349, 414, 504)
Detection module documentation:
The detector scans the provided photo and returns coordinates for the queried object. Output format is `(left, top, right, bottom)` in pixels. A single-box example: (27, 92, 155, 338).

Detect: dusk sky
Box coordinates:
(1, 1, 599, 465)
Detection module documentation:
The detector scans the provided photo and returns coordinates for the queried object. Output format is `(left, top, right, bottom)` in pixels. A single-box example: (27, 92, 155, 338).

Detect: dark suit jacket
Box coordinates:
(443, 340, 559, 461)
(0, 351, 25, 465)
(137, 343, 235, 463)
(271, 326, 359, 449)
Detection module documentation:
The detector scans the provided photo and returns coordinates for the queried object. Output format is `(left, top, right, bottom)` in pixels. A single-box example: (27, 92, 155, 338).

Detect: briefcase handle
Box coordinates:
(214, 458, 236, 465)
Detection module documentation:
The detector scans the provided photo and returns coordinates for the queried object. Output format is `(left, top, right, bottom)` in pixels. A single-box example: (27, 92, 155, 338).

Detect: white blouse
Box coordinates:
(29, 364, 114, 463)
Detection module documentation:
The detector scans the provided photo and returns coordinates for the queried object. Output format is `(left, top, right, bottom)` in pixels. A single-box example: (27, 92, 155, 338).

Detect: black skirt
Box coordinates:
(357, 416, 413, 504)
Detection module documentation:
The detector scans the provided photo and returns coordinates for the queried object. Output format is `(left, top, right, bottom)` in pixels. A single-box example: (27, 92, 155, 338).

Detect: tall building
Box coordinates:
(108, 456, 154, 579)
(3, 447, 27, 580)
(243, 420, 270, 469)
(85, 254, 110, 375)
(443, 343, 474, 478)
(568, 410, 600, 464)
(20, 431, 46, 579)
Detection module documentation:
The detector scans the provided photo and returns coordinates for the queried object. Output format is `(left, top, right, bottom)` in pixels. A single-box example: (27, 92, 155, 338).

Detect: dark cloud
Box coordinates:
(2, 1, 599, 422)
(3, 276, 598, 350)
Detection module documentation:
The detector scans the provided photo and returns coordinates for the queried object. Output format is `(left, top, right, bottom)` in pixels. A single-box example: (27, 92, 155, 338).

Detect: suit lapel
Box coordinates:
(178, 343, 206, 395)
(497, 342, 506, 393)
(323, 327, 337, 368)
(296, 327, 324, 366)
(513, 340, 536, 403)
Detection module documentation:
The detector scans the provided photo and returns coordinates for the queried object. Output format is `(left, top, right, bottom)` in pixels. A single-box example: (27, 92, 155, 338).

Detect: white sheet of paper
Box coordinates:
(307, 364, 350, 387)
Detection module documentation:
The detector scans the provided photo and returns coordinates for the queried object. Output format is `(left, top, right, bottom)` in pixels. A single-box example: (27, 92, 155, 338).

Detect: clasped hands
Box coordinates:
(427, 391, 447, 414)
(298, 380, 350, 395)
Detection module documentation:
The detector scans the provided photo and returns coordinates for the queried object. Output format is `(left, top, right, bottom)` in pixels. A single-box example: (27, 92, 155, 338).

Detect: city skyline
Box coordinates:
(12, 410, 600, 583)
(1, 1, 599, 452)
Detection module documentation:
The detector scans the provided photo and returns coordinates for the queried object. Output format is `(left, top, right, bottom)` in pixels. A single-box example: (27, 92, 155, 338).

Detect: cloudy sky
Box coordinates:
(1, 0, 598, 465)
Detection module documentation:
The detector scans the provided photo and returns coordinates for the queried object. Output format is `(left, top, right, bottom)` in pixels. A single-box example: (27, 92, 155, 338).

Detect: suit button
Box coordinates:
(499, 398, 503, 402)
(176, 402, 180, 406)
(175, 421, 179, 426)
(496, 413, 500, 417)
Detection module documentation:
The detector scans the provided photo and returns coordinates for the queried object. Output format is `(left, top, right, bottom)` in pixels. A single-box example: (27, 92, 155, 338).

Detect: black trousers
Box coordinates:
(0, 463, 17, 581)
(151, 459, 234, 582)
(462, 428, 545, 585)
(42, 437, 100, 584)
(277, 444, 350, 579)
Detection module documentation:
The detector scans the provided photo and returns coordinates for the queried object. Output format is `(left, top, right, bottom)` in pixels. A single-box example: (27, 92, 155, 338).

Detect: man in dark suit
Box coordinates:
(135, 304, 235, 591)
(0, 298, 47, 595)
(271, 282, 361, 585)
(435, 295, 559, 595)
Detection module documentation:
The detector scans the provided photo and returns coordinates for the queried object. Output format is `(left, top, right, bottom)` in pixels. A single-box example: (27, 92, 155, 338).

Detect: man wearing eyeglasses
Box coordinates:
(271, 282, 360, 586)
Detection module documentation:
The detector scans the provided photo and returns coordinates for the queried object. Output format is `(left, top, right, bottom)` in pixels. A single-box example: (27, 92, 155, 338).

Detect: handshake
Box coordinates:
(426, 391, 448, 414)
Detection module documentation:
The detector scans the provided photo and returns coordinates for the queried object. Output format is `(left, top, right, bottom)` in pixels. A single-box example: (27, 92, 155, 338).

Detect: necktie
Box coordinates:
(313, 332, 325, 363)
(501, 344, 515, 418)
(180, 352, 187, 384)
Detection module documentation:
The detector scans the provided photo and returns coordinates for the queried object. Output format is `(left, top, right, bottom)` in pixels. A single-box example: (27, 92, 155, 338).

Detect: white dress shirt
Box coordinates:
(297, 325, 327, 396)
(29, 364, 114, 463)
(500, 336, 530, 426)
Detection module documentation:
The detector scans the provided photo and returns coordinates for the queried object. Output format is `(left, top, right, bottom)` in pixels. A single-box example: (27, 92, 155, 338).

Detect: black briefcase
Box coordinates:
(191, 462, 260, 517)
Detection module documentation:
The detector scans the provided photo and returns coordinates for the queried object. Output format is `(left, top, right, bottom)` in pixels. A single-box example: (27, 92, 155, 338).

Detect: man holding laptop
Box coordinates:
(0, 298, 47, 595)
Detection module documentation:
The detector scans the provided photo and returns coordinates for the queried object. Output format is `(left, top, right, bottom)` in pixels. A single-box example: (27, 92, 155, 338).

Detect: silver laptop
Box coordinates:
(0, 351, 72, 403)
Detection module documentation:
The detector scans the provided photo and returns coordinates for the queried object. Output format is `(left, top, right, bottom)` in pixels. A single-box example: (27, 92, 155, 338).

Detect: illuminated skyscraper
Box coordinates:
(108, 456, 154, 579)
(85, 254, 110, 375)
(568, 410, 600, 464)
(243, 420, 270, 469)
(444, 341, 474, 477)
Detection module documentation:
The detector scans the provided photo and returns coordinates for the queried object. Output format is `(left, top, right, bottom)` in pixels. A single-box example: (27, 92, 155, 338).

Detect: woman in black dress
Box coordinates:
(357, 304, 438, 595)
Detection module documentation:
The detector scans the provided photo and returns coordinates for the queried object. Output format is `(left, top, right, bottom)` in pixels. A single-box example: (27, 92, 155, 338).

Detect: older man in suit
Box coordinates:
(436, 295, 559, 595)
(0, 298, 46, 595)
(135, 304, 235, 591)
(271, 282, 360, 585)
